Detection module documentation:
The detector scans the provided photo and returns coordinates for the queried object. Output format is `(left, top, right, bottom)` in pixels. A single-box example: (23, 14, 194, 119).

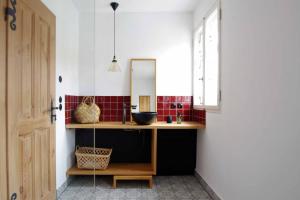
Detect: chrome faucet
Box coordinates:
(122, 103, 127, 124)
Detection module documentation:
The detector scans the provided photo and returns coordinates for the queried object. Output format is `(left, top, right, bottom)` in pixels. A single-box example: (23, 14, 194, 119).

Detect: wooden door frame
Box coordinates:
(0, 0, 8, 199)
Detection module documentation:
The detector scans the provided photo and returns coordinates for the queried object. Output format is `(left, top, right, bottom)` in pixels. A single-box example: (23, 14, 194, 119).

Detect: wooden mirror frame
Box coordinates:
(130, 58, 157, 122)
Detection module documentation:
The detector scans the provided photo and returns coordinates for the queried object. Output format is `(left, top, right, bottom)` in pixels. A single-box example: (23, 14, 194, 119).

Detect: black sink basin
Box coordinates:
(131, 112, 157, 125)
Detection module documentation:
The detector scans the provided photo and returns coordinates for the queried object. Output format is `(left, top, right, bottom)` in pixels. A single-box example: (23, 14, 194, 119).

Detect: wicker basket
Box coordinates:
(74, 96, 101, 124)
(75, 146, 112, 170)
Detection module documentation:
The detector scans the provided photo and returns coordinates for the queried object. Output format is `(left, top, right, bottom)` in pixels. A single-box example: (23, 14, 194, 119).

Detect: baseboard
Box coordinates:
(56, 176, 74, 199)
(195, 171, 222, 200)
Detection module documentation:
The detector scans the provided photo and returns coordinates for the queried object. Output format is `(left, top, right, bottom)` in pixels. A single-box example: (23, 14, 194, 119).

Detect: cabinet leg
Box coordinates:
(149, 177, 153, 189)
(112, 176, 117, 189)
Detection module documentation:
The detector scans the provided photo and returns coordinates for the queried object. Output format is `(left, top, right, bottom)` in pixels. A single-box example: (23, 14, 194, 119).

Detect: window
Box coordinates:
(193, 4, 221, 110)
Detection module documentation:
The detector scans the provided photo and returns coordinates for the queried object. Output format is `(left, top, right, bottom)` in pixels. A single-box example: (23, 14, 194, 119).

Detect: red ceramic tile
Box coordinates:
(65, 103, 70, 110)
(117, 109, 123, 115)
(95, 96, 101, 103)
(170, 110, 176, 115)
(103, 116, 110, 121)
(170, 96, 176, 102)
(183, 116, 191, 121)
(66, 95, 70, 102)
(184, 110, 190, 116)
(184, 103, 191, 110)
(163, 96, 170, 102)
(117, 102, 123, 109)
(199, 111, 204, 118)
(111, 103, 117, 110)
(111, 116, 117, 121)
(172, 116, 176, 121)
(104, 96, 111, 102)
(163, 103, 170, 109)
(103, 103, 111, 109)
(68, 103, 73, 110)
(117, 116, 123, 121)
(176, 96, 183, 102)
(158, 110, 164, 116)
(184, 96, 191, 102)
(163, 110, 170, 115)
(103, 110, 111, 115)
(111, 96, 117, 102)
(114, 110, 119, 116)
(157, 103, 163, 109)
(124, 96, 130, 102)
(117, 96, 123, 102)
(157, 96, 163, 103)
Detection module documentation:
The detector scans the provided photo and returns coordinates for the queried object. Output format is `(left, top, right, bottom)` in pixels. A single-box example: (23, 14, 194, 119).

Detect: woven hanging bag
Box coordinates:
(74, 97, 100, 124)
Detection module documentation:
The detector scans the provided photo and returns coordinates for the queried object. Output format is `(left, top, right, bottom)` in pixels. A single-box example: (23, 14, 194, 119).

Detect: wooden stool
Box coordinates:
(113, 175, 153, 189)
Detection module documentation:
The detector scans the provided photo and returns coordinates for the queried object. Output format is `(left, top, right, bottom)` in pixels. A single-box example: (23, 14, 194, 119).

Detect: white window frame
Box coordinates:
(193, 1, 222, 111)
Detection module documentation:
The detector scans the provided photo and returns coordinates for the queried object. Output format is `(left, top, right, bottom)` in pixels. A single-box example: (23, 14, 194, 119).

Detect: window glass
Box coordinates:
(204, 8, 219, 106)
(193, 26, 204, 106)
(193, 6, 220, 109)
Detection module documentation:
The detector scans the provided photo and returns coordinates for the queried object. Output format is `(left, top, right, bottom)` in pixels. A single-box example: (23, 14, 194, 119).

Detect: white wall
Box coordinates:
(42, 0, 79, 190)
(194, 0, 300, 200)
(78, 12, 193, 96)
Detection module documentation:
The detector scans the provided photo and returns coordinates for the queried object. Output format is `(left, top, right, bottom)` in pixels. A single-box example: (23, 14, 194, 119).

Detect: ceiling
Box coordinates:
(73, 0, 200, 13)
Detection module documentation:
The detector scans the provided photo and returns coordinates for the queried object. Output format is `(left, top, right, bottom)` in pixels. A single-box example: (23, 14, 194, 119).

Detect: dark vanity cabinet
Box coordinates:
(75, 129, 152, 163)
(157, 129, 197, 175)
(75, 128, 197, 175)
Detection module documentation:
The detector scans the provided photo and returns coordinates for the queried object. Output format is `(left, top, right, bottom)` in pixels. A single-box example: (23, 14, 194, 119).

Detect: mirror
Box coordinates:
(130, 59, 156, 114)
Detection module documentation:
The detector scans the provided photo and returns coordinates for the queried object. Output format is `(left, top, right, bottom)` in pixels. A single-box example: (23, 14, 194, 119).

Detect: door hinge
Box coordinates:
(5, 0, 17, 31)
(219, 90, 222, 102)
(219, 8, 222, 20)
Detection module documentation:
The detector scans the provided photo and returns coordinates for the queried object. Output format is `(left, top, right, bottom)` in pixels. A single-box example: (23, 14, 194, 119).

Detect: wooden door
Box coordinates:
(6, 0, 56, 199)
(0, 0, 8, 199)
(139, 96, 151, 112)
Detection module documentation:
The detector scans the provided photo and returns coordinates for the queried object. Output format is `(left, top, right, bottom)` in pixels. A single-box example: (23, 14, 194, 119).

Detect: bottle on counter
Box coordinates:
(176, 112, 182, 124)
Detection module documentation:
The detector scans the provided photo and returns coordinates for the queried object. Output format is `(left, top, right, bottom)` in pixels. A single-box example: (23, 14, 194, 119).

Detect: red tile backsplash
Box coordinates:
(65, 95, 130, 124)
(193, 109, 206, 124)
(157, 96, 195, 122)
(65, 95, 206, 124)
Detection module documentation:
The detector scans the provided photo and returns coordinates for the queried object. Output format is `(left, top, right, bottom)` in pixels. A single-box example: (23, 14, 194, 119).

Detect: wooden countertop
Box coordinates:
(66, 121, 205, 129)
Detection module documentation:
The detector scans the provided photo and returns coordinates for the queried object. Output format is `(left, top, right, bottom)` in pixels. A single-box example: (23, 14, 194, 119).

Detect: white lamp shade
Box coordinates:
(108, 60, 121, 72)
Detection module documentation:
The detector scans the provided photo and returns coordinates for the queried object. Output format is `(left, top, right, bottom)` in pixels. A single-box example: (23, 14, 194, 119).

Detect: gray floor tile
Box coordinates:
(58, 176, 212, 200)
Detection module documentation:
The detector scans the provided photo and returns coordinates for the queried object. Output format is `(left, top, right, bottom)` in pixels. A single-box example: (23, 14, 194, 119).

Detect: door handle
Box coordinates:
(10, 193, 17, 200)
(51, 100, 58, 123)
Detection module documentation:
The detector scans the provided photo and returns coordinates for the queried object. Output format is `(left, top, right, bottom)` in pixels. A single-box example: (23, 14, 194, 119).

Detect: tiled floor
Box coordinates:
(58, 176, 212, 200)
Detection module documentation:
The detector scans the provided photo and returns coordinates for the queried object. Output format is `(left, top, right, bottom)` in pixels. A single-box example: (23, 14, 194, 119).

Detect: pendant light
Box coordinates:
(108, 2, 121, 72)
